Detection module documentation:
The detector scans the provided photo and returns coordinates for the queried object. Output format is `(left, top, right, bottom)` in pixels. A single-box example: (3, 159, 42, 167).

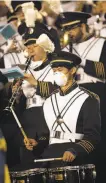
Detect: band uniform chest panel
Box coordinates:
(43, 87, 89, 143)
(73, 37, 105, 61)
(4, 52, 26, 68)
(22, 65, 54, 108)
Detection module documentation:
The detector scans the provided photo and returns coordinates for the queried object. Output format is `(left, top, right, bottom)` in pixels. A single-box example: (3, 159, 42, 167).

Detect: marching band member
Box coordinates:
(24, 51, 101, 168)
(55, 12, 106, 81)
(54, 12, 106, 180)
(23, 12, 106, 100)
(0, 13, 26, 69)
(19, 27, 55, 162)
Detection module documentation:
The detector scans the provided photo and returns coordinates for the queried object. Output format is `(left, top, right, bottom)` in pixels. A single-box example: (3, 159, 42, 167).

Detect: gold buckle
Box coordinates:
(17, 180, 25, 183)
(55, 173, 63, 180)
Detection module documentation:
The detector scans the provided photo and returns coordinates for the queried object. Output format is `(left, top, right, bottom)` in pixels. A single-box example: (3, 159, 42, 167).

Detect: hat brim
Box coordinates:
(24, 39, 37, 46)
(50, 59, 75, 69)
(62, 22, 82, 31)
(7, 15, 18, 23)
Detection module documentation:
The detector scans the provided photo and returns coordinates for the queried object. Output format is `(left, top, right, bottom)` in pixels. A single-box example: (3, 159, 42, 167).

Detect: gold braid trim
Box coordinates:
(95, 62, 105, 80)
(39, 137, 46, 140)
(42, 82, 44, 97)
(83, 140, 94, 150)
(44, 82, 47, 97)
(80, 87, 100, 101)
(98, 62, 103, 79)
(0, 138, 7, 152)
(47, 82, 49, 96)
(77, 141, 92, 153)
(95, 62, 99, 78)
(100, 62, 103, 78)
(100, 62, 105, 79)
(97, 62, 100, 78)
(103, 65, 106, 79)
(41, 82, 43, 96)
(80, 140, 94, 151)
(77, 142, 89, 153)
(39, 81, 41, 95)
(42, 82, 45, 97)
(44, 83, 47, 96)
(101, 62, 105, 79)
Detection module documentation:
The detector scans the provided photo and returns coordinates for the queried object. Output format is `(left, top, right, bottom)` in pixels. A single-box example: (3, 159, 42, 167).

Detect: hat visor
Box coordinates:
(51, 61, 75, 69)
(24, 39, 37, 46)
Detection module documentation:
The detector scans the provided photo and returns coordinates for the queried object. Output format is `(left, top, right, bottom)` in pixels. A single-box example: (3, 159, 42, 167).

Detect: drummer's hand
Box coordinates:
(63, 151, 76, 162)
(24, 138, 38, 151)
(23, 74, 37, 87)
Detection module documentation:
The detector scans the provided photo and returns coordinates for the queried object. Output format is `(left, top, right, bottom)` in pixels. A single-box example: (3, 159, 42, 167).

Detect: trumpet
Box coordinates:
(4, 56, 32, 111)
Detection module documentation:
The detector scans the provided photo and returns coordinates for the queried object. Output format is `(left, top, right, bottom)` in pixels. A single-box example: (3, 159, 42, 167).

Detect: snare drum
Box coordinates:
(80, 164, 96, 182)
(10, 168, 47, 183)
(46, 164, 96, 183)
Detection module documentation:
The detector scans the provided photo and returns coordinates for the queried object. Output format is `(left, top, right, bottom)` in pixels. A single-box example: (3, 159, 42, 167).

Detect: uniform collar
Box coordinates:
(59, 82, 78, 96)
(73, 33, 95, 46)
(81, 33, 94, 42)
(34, 59, 49, 71)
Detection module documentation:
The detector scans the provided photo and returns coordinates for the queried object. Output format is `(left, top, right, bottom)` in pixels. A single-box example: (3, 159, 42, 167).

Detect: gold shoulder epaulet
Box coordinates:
(80, 87, 100, 101)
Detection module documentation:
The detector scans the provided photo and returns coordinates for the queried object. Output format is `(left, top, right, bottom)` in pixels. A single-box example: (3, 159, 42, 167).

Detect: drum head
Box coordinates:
(10, 162, 46, 178)
(48, 166, 80, 173)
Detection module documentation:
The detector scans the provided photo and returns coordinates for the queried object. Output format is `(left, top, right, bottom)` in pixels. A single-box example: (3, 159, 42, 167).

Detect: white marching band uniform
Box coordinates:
(72, 37, 105, 84)
(63, 37, 106, 84)
(44, 86, 88, 144)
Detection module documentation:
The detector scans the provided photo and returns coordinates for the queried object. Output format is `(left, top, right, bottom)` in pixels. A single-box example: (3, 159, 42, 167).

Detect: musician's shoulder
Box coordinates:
(80, 87, 100, 101)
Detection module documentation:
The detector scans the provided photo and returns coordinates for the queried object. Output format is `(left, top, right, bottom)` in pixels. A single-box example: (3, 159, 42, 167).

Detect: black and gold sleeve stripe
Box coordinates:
(37, 81, 50, 98)
(77, 140, 94, 154)
(38, 136, 47, 141)
(36, 81, 58, 98)
(94, 62, 105, 80)
(84, 60, 106, 80)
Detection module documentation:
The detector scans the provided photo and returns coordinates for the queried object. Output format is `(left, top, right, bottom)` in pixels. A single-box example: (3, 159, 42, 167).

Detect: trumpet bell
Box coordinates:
(60, 32, 70, 48)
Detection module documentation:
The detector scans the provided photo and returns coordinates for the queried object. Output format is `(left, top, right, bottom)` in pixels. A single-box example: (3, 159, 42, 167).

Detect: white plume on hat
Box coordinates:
(24, 8, 37, 27)
(21, 2, 42, 27)
(44, 0, 63, 15)
(21, 2, 35, 14)
(36, 34, 55, 53)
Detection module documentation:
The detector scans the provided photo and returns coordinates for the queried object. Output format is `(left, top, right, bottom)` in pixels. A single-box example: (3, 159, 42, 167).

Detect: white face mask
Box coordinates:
(54, 72, 68, 87)
(30, 60, 43, 69)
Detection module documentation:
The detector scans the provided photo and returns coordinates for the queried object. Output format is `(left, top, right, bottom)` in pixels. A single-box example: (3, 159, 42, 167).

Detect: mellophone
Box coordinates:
(10, 158, 96, 183)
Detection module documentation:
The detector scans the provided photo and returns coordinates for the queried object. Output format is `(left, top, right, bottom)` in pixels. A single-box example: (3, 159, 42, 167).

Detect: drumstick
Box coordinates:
(10, 107, 29, 143)
(34, 157, 63, 163)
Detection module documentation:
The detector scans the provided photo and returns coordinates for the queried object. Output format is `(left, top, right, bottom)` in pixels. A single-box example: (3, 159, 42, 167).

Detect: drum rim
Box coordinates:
(80, 164, 95, 169)
(10, 168, 47, 177)
(47, 164, 95, 172)
(48, 166, 80, 172)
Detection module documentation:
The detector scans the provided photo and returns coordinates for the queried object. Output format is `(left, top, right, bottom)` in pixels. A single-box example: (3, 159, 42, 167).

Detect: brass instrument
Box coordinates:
(60, 31, 70, 49)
